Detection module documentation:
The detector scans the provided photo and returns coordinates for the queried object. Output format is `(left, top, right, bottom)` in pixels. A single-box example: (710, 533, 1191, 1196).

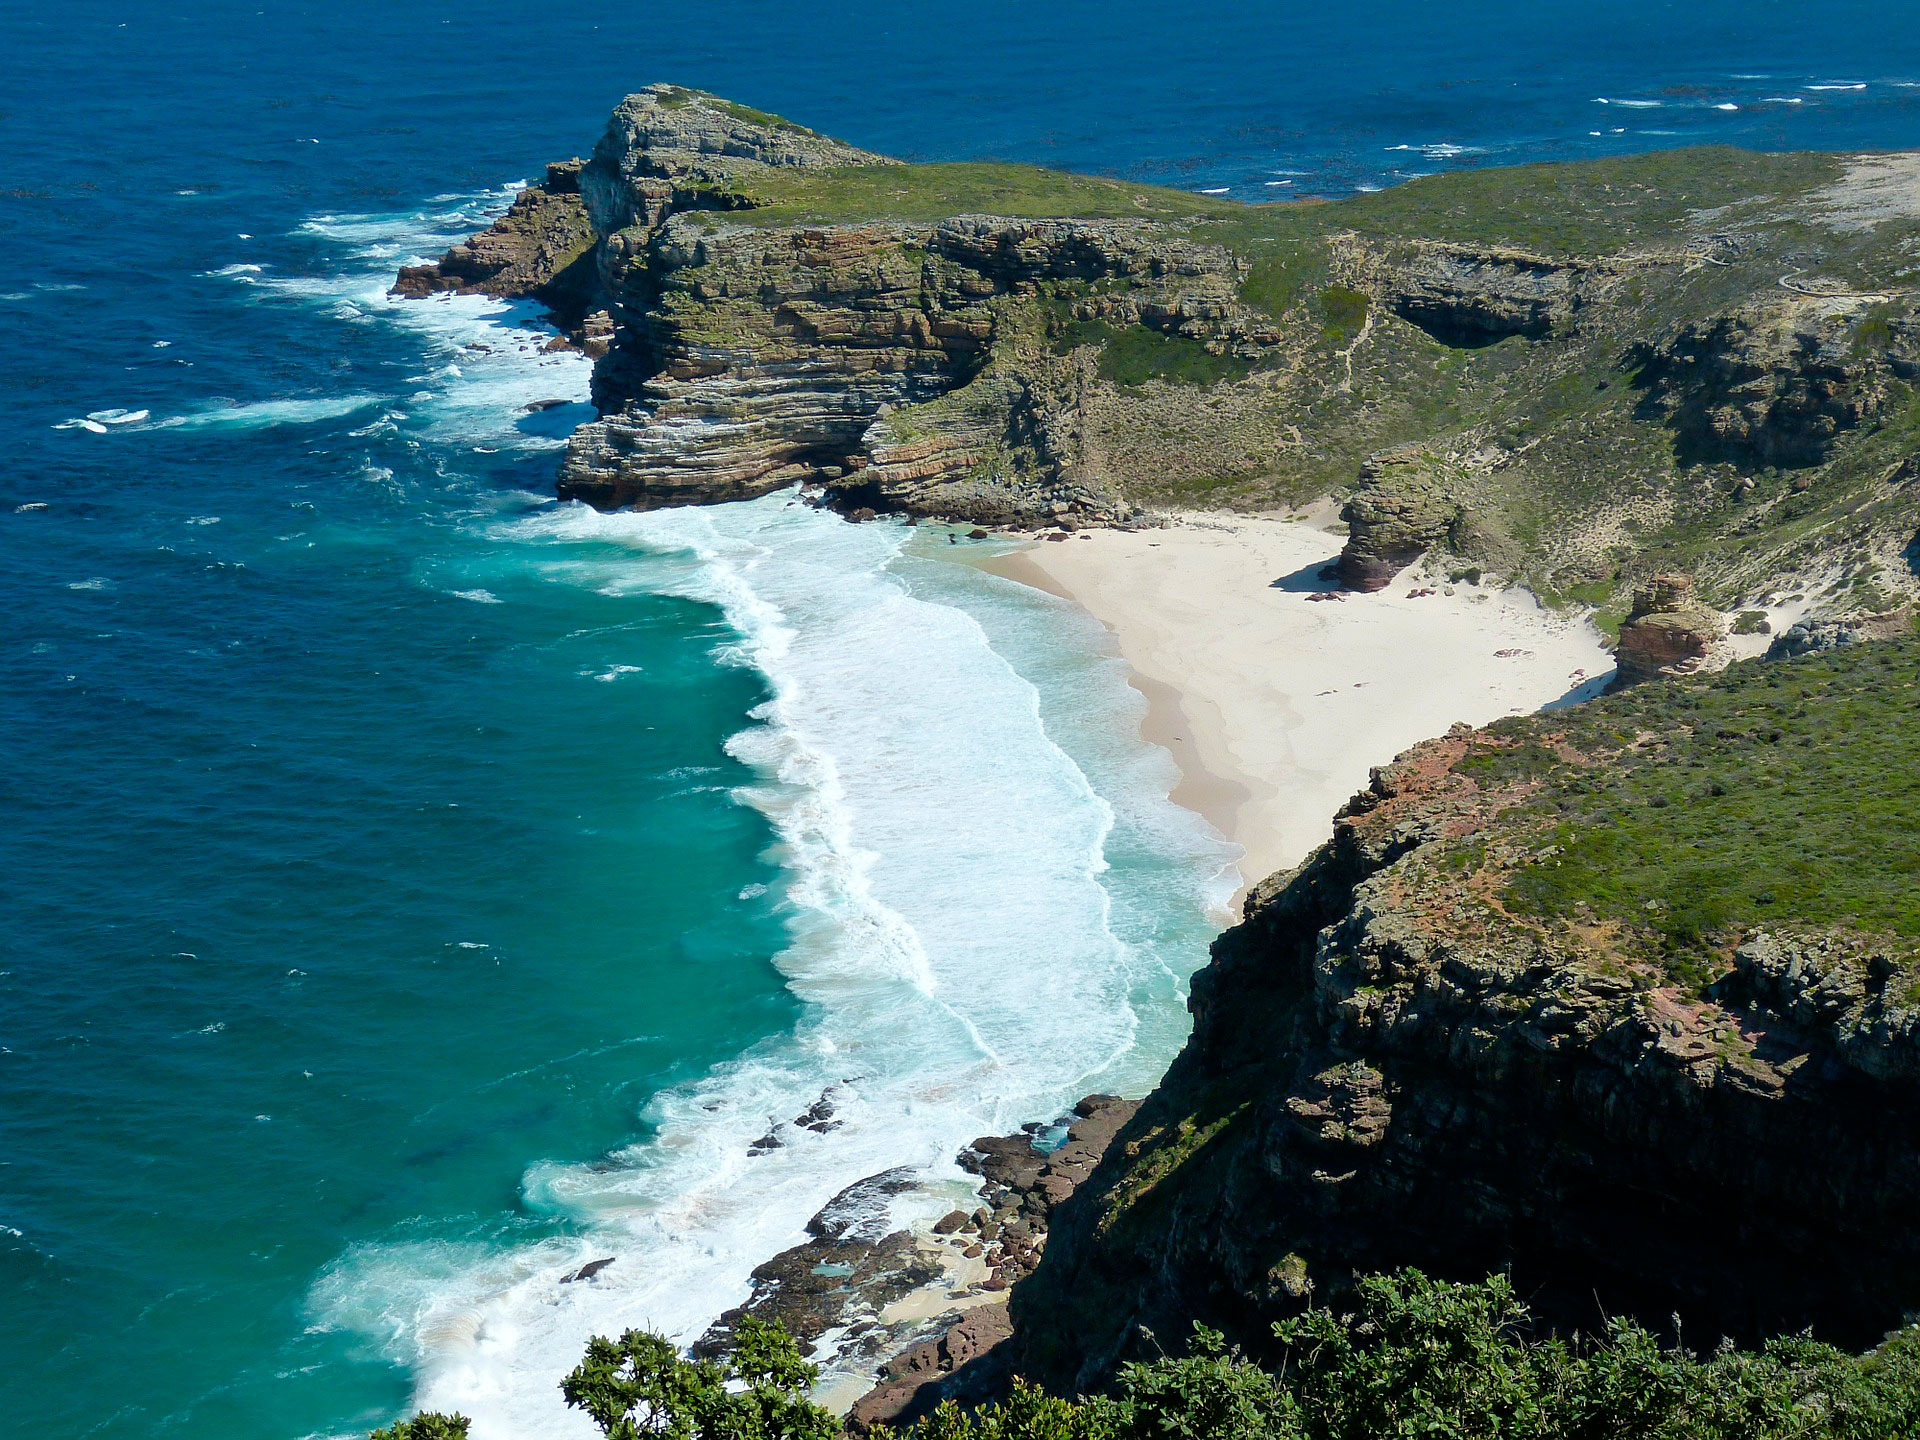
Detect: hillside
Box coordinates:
(399, 86, 1920, 631)
(1011, 635, 1920, 1391)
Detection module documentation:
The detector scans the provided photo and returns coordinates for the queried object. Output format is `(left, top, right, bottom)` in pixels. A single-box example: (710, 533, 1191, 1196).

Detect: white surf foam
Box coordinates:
(278, 184, 1225, 1440)
(238, 190, 592, 453)
(308, 494, 1227, 1439)
(151, 395, 383, 431)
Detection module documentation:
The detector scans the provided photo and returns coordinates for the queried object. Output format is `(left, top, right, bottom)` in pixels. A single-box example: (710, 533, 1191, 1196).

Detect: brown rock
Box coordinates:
(1609, 574, 1727, 689)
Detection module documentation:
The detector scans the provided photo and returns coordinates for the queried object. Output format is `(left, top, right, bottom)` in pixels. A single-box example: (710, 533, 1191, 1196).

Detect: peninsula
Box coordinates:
(392, 85, 1920, 1437)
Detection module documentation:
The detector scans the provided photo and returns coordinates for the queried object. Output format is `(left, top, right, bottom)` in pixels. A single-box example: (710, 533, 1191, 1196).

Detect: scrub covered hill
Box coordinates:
(1013, 634, 1920, 1395)
(405, 88, 1920, 631)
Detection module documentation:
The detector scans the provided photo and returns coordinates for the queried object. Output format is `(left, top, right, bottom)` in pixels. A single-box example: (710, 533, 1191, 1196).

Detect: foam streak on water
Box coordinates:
(261, 195, 1232, 1440)
(308, 496, 1202, 1438)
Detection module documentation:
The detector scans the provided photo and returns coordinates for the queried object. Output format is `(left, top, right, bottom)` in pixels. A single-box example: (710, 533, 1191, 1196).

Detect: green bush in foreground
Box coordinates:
(369, 1415, 469, 1440)
(373, 1270, 1920, 1440)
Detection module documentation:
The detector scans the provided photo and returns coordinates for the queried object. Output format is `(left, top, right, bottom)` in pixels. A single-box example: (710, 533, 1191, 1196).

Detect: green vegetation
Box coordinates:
(918, 1270, 1920, 1440)
(561, 1315, 837, 1440)
(654, 86, 805, 131)
(1323, 147, 1844, 254)
(378, 1272, 1920, 1440)
(1317, 286, 1368, 343)
(731, 163, 1242, 227)
(1054, 319, 1257, 388)
(1853, 303, 1898, 356)
(369, 1416, 468, 1440)
(1477, 638, 1920, 983)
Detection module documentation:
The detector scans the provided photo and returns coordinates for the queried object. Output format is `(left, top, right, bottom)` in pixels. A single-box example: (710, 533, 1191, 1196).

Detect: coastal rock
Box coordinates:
(1633, 294, 1920, 468)
(694, 1168, 934, 1361)
(1609, 573, 1727, 687)
(1766, 608, 1911, 659)
(578, 84, 896, 238)
(392, 160, 604, 338)
(1381, 243, 1591, 344)
(1337, 448, 1470, 590)
(392, 90, 1920, 614)
(848, 1305, 1015, 1433)
(1010, 664, 1920, 1394)
(556, 211, 1260, 518)
(840, 1095, 1140, 1428)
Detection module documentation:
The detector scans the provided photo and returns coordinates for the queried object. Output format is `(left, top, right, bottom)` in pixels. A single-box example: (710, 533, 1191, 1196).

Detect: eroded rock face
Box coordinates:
(1610, 573, 1726, 687)
(579, 85, 896, 237)
(1011, 727, 1920, 1395)
(392, 160, 604, 339)
(556, 217, 983, 510)
(1766, 609, 1912, 659)
(1385, 245, 1589, 344)
(1337, 448, 1470, 590)
(394, 86, 1285, 525)
(1634, 295, 1920, 468)
(557, 208, 1260, 518)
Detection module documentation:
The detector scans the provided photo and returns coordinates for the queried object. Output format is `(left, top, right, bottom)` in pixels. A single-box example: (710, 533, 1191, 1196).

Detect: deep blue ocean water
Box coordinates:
(4, 3, 1919, 1437)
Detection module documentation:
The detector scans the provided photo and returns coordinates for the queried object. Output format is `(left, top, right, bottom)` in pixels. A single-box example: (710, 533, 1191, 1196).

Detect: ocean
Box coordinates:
(4, 3, 1918, 1437)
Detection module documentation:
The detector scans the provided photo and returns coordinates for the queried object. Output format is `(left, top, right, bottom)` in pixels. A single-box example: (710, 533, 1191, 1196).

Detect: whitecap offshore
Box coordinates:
(154, 395, 383, 430)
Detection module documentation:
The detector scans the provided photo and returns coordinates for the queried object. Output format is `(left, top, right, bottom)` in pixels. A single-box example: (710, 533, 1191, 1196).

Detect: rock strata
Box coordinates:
(392, 160, 606, 343)
(1609, 573, 1727, 687)
(1337, 448, 1470, 590)
(1634, 294, 1920, 468)
(395, 91, 1920, 612)
(1011, 690, 1920, 1394)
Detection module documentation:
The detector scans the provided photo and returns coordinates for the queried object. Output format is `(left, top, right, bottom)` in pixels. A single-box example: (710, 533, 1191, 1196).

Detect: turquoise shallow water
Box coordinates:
(3, 192, 1235, 1438)
(6, 2, 1920, 1437)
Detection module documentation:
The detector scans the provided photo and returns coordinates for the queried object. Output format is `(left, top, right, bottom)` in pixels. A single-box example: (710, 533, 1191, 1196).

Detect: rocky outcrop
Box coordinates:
(557, 205, 1265, 518)
(392, 160, 605, 339)
(847, 1096, 1140, 1429)
(556, 217, 984, 511)
(578, 85, 895, 238)
(687, 1095, 1138, 1421)
(695, 1167, 941, 1365)
(1011, 707, 1920, 1396)
(1381, 244, 1591, 345)
(1609, 573, 1726, 687)
(1336, 448, 1471, 590)
(392, 92, 1920, 612)
(1634, 294, 1920, 468)
(1766, 608, 1911, 658)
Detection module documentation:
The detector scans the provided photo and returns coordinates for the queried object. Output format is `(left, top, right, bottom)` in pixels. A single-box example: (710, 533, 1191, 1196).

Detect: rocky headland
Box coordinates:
(400, 86, 1920, 659)
(1010, 633, 1920, 1390)
(393, 87, 1920, 1422)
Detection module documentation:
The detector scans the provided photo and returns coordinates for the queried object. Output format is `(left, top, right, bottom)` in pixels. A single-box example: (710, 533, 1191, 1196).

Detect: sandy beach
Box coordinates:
(990, 513, 1615, 898)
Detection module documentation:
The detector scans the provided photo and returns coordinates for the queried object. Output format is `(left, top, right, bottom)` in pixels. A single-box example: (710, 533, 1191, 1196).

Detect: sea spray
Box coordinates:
(309, 494, 1230, 1439)
(155, 185, 1231, 1440)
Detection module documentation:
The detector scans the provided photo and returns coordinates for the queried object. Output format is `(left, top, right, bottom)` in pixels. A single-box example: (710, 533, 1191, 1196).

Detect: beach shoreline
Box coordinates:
(979, 514, 1616, 904)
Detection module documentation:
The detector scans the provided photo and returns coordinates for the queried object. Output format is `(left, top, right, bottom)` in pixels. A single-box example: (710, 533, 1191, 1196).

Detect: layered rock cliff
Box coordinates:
(1609, 572, 1729, 687)
(399, 89, 1920, 639)
(1012, 635, 1920, 1390)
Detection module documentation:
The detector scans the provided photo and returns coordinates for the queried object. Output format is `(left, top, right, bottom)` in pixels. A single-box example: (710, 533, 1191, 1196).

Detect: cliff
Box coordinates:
(1010, 633, 1920, 1391)
(398, 89, 1920, 637)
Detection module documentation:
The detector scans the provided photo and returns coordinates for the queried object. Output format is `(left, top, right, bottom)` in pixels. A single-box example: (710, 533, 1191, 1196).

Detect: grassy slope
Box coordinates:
(726, 160, 1243, 225)
(1443, 636, 1920, 990)
(701, 142, 1920, 608)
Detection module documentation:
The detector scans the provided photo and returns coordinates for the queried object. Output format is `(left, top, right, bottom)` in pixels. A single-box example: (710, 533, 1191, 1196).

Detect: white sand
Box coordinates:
(993, 514, 1615, 897)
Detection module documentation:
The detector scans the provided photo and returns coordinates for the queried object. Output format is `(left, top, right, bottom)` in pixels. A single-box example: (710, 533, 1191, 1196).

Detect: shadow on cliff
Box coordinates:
(514, 400, 597, 442)
(1541, 670, 1615, 710)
